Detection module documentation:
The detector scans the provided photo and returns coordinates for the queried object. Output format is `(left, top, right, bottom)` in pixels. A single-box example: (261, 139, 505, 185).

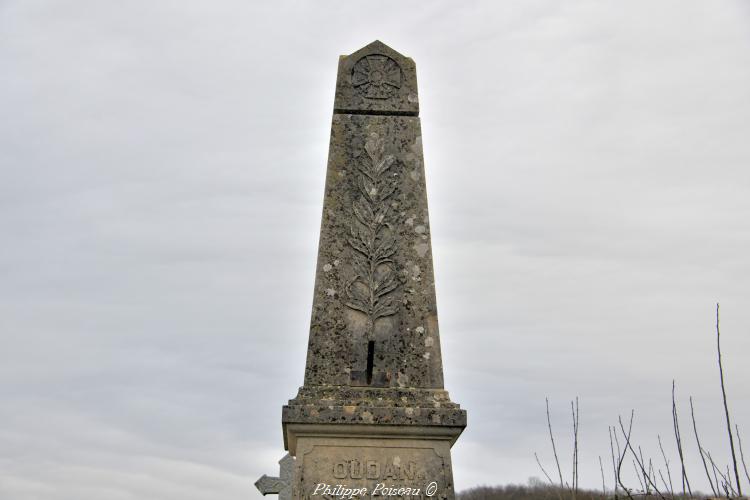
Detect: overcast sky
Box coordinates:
(2, 1, 750, 499)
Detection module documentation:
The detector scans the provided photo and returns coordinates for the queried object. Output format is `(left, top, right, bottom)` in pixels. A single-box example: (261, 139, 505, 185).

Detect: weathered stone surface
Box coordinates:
(255, 454, 295, 500)
(282, 386, 465, 450)
(288, 427, 456, 500)
(334, 40, 419, 116)
(297, 113, 445, 390)
(280, 41, 465, 500)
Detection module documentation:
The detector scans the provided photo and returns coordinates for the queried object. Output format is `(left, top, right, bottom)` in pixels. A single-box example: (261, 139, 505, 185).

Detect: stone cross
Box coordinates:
(254, 454, 294, 500)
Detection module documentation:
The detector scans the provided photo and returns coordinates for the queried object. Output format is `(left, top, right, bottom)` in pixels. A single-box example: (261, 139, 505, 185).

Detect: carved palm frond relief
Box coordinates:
(345, 132, 401, 331)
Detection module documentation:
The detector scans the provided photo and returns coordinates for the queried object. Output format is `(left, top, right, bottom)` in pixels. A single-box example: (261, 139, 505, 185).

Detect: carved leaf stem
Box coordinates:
(345, 133, 400, 336)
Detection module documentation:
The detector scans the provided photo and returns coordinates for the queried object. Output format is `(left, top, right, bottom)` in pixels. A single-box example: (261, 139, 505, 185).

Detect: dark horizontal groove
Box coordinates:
(333, 108, 419, 117)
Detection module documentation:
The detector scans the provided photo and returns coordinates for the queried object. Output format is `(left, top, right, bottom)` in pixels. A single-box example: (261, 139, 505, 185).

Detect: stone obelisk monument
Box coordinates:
(282, 41, 466, 499)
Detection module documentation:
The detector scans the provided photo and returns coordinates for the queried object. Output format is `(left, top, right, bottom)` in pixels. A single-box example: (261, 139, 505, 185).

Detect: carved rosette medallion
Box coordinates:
(351, 55, 402, 99)
(345, 132, 400, 337)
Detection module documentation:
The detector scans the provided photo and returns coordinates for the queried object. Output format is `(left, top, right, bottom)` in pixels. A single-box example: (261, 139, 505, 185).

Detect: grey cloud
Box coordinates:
(1, 1, 749, 499)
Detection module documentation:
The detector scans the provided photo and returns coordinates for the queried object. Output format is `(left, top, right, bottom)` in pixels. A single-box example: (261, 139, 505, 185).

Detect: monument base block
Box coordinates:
(286, 424, 462, 500)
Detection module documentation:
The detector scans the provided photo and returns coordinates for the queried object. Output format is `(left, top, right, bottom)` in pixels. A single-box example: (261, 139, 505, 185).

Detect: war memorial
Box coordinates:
(258, 41, 467, 500)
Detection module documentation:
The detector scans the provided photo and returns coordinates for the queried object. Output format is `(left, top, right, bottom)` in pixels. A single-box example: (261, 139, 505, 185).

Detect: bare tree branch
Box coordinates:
(657, 435, 674, 498)
(726, 465, 736, 497)
(534, 451, 558, 492)
(705, 449, 735, 498)
(672, 381, 692, 497)
(657, 469, 670, 496)
(690, 396, 718, 496)
(704, 448, 722, 497)
(546, 397, 565, 493)
(632, 459, 645, 493)
(617, 415, 667, 500)
(610, 426, 620, 499)
(571, 398, 579, 500)
(716, 303, 742, 496)
(616, 414, 636, 500)
(736, 424, 750, 487)
(638, 447, 649, 494)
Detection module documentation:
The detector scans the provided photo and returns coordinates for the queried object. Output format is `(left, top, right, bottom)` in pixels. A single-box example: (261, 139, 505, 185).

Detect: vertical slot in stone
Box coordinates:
(366, 341, 375, 385)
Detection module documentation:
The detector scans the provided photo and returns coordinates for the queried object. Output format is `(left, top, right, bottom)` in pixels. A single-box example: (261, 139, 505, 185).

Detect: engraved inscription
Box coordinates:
(299, 443, 452, 500)
(333, 459, 424, 481)
(345, 132, 401, 337)
(351, 55, 402, 99)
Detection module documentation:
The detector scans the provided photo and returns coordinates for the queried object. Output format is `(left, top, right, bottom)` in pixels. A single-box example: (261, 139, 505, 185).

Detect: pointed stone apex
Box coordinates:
(354, 40, 407, 59)
(333, 40, 418, 116)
